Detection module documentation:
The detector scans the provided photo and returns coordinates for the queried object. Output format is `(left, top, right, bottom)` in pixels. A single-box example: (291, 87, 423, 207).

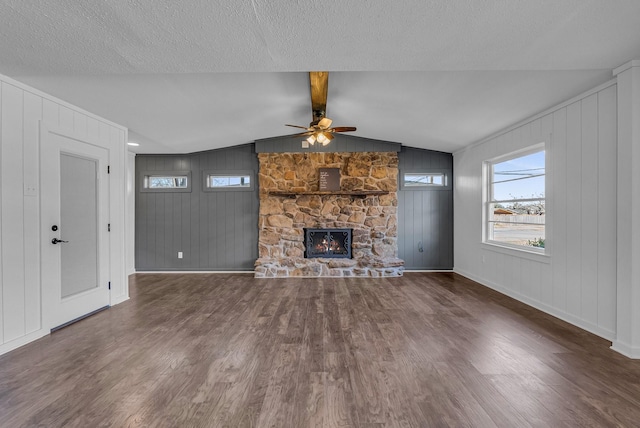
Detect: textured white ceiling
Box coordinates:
(1, 0, 639, 153)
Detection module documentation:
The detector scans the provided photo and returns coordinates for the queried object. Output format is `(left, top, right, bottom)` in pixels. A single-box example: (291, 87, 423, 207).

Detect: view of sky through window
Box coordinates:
(492, 151, 545, 201)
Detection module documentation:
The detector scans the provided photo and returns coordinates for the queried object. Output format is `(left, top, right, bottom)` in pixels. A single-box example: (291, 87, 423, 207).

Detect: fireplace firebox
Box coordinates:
(304, 228, 352, 259)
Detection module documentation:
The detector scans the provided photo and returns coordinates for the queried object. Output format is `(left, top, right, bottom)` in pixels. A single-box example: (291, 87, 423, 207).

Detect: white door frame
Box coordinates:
(40, 123, 111, 331)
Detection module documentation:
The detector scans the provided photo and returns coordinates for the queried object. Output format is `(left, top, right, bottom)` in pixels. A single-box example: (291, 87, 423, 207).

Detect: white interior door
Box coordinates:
(41, 126, 110, 330)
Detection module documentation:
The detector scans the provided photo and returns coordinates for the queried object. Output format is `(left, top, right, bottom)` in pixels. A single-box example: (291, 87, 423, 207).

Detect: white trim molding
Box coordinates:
(614, 59, 640, 359)
(611, 341, 640, 359)
(613, 60, 640, 77)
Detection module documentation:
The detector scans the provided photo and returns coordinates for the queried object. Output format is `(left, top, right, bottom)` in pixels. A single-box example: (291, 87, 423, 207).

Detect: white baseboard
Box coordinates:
(132, 270, 455, 275)
(611, 341, 640, 359)
(111, 295, 130, 305)
(134, 270, 254, 274)
(0, 329, 49, 357)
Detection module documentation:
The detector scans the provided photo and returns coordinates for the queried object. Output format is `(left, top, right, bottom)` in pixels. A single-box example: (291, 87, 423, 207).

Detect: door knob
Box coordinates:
(51, 238, 69, 244)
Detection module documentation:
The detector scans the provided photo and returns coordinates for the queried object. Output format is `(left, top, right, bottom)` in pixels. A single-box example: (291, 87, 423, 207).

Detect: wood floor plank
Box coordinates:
(2, 272, 640, 427)
(324, 351, 358, 427)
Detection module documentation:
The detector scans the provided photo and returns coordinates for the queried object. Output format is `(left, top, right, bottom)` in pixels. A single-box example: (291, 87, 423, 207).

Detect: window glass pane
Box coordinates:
(492, 175, 544, 201)
(492, 151, 545, 200)
(404, 173, 445, 186)
(208, 175, 251, 188)
(489, 203, 545, 223)
(488, 221, 545, 248)
(147, 176, 188, 188)
(490, 196, 545, 217)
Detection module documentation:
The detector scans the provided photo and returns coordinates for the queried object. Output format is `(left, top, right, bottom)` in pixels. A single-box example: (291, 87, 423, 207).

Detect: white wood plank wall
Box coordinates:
(0, 74, 128, 355)
(454, 81, 618, 340)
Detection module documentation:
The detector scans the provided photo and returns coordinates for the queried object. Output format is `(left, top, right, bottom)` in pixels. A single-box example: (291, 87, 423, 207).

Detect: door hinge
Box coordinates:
(108, 223, 111, 232)
(108, 281, 111, 290)
(107, 165, 110, 174)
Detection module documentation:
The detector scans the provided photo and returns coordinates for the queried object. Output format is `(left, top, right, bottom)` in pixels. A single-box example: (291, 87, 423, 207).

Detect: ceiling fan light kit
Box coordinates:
(307, 131, 333, 146)
(286, 71, 356, 147)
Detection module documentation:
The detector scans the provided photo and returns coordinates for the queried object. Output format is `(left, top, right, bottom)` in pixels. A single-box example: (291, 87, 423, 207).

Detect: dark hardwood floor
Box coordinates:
(1, 272, 640, 427)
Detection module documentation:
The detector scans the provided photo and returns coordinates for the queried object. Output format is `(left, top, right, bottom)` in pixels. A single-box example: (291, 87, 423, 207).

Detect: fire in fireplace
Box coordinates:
(304, 228, 352, 259)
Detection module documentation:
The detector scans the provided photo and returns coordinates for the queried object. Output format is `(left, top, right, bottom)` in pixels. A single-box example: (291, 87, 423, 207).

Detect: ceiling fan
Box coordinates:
(286, 71, 356, 146)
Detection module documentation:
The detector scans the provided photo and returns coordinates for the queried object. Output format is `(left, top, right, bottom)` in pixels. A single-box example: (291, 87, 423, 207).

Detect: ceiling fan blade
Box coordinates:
(285, 124, 312, 130)
(288, 131, 314, 138)
(318, 117, 332, 129)
(309, 71, 328, 121)
(324, 132, 334, 141)
(331, 127, 357, 133)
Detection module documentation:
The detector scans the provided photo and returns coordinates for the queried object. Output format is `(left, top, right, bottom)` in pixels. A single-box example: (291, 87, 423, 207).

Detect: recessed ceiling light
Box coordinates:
(127, 142, 139, 146)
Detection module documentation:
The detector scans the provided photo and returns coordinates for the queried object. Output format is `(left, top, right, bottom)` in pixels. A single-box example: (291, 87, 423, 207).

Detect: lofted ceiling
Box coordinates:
(1, 0, 639, 154)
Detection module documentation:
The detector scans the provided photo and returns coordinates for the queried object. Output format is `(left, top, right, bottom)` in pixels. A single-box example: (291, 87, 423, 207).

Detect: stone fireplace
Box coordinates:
(255, 152, 404, 277)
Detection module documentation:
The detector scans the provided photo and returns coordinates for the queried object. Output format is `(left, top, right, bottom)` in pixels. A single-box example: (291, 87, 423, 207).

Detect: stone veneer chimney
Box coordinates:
(255, 152, 404, 277)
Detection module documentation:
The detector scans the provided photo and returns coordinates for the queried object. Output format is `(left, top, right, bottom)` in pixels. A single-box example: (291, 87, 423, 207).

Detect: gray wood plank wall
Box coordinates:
(135, 143, 453, 271)
(135, 144, 259, 271)
(397, 147, 454, 269)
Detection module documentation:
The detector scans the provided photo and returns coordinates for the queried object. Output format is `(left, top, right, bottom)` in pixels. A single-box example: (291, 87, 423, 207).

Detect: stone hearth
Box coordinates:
(255, 152, 404, 278)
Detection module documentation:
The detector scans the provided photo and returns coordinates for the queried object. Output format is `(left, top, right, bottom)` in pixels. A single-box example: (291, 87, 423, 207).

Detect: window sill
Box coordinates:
(481, 242, 551, 264)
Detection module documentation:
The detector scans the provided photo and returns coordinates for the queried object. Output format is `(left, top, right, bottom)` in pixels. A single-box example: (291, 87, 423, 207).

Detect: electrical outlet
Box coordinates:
(178, 251, 183, 259)
(24, 185, 37, 196)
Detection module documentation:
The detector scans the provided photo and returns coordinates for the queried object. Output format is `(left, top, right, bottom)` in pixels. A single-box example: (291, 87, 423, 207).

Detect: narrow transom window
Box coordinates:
(145, 175, 188, 189)
(140, 170, 192, 193)
(207, 174, 251, 188)
(404, 172, 446, 187)
(203, 170, 254, 192)
(400, 170, 451, 191)
(485, 146, 545, 251)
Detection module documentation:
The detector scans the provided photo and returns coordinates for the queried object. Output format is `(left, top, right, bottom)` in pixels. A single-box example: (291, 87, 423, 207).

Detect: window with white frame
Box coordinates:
(146, 176, 188, 189)
(403, 172, 445, 187)
(485, 145, 545, 251)
(204, 171, 254, 191)
(400, 170, 451, 190)
(141, 171, 192, 192)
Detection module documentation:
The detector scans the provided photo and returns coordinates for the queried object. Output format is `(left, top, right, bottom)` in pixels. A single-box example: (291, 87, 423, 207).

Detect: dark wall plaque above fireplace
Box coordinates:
(304, 228, 352, 259)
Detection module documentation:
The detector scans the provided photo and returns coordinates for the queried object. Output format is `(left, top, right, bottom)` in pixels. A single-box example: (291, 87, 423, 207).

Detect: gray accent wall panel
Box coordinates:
(136, 143, 452, 271)
(398, 147, 454, 269)
(135, 144, 259, 271)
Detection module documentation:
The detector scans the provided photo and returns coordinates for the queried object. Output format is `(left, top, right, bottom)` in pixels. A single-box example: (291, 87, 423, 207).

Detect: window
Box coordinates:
(146, 176, 188, 189)
(208, 174, 250, 188)
(404, 173, 445, 187)
(204, 170, 254, 191)
(400, 170, 451, 190)
(485, 146, 545, 251)
(141, 171, 192, 193)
